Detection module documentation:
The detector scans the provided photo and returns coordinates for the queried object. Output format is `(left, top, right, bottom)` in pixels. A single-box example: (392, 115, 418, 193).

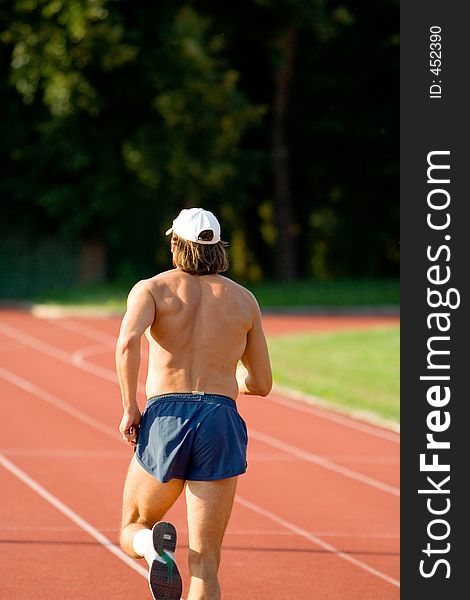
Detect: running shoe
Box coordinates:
(148, 522, 182, 600)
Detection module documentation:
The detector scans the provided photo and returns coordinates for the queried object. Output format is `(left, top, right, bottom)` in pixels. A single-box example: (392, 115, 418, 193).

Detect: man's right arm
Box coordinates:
(115, 280, 156, 444)
(237, 297, 272, 397)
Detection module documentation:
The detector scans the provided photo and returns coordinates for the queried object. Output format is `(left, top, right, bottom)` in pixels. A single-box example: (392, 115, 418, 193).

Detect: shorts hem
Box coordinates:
(135, 452, 246, 483)
(134, 452, 167, 483)
(184, 468, 247, 481)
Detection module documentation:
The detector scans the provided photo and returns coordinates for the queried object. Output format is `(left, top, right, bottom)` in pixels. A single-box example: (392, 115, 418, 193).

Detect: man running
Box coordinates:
(115, 208, 272, 600)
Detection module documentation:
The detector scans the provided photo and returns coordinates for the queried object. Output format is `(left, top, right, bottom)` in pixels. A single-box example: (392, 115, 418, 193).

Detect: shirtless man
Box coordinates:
(115, 208, 272, 600)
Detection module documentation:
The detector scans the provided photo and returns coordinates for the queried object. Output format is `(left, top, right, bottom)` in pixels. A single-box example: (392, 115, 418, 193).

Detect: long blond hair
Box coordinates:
(172, 233, 229, 275)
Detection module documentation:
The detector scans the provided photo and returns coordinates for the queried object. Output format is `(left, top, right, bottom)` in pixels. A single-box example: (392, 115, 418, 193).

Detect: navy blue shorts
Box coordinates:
(135, 393, 248, 483)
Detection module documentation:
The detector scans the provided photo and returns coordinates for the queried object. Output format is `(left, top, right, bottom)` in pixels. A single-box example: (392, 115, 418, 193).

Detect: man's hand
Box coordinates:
(116, 281, 155, 446)
(119, 408, 141, 446)
(236, 363, 249, 394)
(236, 297, 272, 397)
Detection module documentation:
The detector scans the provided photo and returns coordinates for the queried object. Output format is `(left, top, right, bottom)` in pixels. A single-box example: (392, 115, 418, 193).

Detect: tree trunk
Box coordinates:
(273, 27, 297, 281)
(78, 239, 107, 286)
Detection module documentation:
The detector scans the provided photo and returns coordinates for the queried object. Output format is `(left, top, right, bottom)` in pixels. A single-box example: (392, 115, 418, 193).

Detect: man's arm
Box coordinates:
(115, 281, 156, 445)
(236, 298, 272, 397)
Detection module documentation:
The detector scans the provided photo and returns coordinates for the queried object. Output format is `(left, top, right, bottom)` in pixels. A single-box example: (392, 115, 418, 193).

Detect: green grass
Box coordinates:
(27, 278, 399, 310)
(248, 278, 399, 308)
(267, 327, 399, 422)
(29, 283, 129, 309)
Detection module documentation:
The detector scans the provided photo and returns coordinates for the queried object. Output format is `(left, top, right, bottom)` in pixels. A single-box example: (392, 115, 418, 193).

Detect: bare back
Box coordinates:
(144, 270, 256, 400)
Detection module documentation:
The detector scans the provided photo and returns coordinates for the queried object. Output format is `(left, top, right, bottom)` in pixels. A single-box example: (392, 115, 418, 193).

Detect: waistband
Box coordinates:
(146, 392, 236, 409)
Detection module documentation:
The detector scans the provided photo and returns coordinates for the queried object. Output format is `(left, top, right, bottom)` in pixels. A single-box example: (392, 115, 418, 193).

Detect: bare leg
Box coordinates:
(120, 455, 185, 557)
(186, 477, 238, 600)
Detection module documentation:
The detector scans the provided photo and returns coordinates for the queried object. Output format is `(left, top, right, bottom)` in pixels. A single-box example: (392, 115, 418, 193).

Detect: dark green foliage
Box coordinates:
(0, 0, 398, 296)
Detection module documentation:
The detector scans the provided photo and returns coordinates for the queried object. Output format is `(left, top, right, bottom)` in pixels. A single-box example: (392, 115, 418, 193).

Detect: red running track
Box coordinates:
(0, 310, 399, 599)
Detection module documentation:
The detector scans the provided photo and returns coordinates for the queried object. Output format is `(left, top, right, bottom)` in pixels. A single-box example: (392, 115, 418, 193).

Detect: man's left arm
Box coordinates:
(115, 281, 156, 446)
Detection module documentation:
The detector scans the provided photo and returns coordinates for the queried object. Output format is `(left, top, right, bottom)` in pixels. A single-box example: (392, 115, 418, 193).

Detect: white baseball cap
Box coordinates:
(165, 208, 221, 244)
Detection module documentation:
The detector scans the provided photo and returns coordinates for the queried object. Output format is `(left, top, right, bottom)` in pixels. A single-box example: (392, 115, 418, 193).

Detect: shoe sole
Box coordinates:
(148, 522, 182, 600)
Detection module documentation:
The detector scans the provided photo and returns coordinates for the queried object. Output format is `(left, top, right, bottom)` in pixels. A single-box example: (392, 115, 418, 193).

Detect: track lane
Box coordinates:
(0, 363, 399, 596)
(1, 373, 398, 598)
(0, 311, 399, 598)
(0, 462, 148, 600)
(0, 319, 400, 491)
(0, 337, 399, 500)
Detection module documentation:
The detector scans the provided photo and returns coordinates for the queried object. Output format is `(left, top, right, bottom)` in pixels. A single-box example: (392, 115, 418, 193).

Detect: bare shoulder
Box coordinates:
(131, 270, 176, 294)
(124, 278, 156, 310)
(147, 269, 177, 285)
(127, 277, 154, 297)
(218, 276, 261, 312)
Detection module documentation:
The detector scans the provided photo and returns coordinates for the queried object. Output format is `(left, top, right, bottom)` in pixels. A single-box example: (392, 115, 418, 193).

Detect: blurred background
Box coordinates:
(0, 6, 400, 594)
(0, 0, 398, 304)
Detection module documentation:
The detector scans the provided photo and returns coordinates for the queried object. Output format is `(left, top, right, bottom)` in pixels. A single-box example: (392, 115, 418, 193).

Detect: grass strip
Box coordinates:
(267, 327, 399, 422)
(27, 278, 399, 310)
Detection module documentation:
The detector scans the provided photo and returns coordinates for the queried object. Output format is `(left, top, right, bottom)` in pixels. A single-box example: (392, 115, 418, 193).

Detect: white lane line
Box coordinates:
(0, 322, 146, 392)
(0, 324, 399, 496)
(70, 343, 123, 383)
(0, 449, 127, 458)
(72, 343, 112, 364)
(57, 319, 117, 344)
(0, 365, 397, 590)
(224, 529, 399, 539)
(0, 366, 120, 441)
(0, 450, 399, 589)
(58, 319, 149, 360)
(267, 390, 400, 442)
(58, 318, 400, 442)
(0, 524, 399, 539)
(235, 496, 400, 588)
(0, 452, 148, 579)
(0, 323, 118, 385)
(0, 448, 296, 461)
(319, 456, 399, 464)
(249, 429, 400, 497)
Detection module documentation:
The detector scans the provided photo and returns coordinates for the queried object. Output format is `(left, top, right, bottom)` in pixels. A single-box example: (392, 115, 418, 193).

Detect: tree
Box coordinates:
(1, 0, 399, 296)
(1, 1, 263, 286)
